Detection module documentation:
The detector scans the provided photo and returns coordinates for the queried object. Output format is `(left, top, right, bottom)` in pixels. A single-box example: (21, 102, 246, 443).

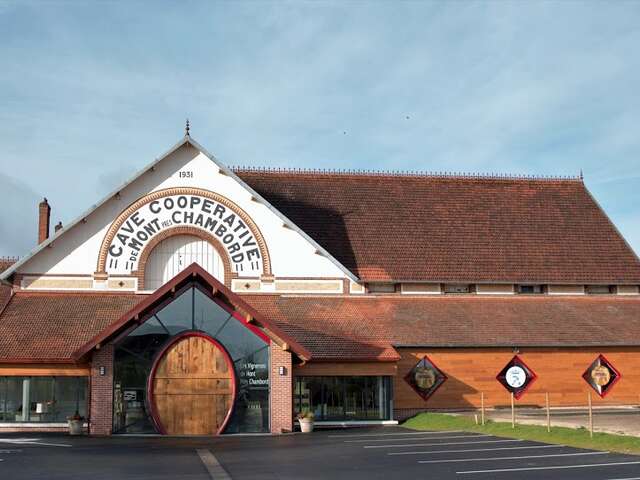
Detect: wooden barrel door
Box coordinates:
(149, 333, 235, 435)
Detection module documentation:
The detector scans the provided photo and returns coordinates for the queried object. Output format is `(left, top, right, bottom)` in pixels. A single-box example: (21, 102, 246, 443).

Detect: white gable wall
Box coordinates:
(13, 142, 348, 288)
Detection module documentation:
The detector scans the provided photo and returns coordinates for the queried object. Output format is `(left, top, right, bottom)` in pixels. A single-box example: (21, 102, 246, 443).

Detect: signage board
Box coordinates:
(404, 355, 447, 401)
(496, 355, 536, 399)
(582, 354, 621, 398)
(105, 192, 263, 276)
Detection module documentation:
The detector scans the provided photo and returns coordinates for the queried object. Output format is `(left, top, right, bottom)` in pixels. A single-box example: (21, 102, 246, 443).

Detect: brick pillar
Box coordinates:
(38, 198, 51, 244)
(90, 344, 114, 436)
(270, 343, 293, 433)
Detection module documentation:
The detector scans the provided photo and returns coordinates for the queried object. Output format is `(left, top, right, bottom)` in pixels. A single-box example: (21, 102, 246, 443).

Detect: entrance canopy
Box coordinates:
(73, 263, 311, 362)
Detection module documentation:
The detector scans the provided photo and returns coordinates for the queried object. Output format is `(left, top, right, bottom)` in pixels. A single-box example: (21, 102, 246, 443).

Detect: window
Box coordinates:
(517, 285, 545, 294)
(367, 283, 396, 293)
(0, 377, 88, 423)
(444, 284, 472, 294)
(586, 285, 614, 295)
(144, 235, 225, 290)
(294, 376, 392, 421)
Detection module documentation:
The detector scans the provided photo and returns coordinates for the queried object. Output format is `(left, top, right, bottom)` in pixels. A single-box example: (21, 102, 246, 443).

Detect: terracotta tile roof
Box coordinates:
(0, 292, 140, 362)
(241, 294, 640, 352)
(3, 291, 640, 363)
(0, 259, 17, 314)
(0, 286, 11, 313)
(0, 258, 17, 274)
(235, 170, 640, 283)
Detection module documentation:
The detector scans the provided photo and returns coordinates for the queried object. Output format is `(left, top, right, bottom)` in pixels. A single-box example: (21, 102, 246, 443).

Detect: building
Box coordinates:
(1, 133, 640, 435)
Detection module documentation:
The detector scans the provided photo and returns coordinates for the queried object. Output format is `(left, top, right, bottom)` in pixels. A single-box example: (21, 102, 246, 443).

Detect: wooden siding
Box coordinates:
(395, 347, 640, 409)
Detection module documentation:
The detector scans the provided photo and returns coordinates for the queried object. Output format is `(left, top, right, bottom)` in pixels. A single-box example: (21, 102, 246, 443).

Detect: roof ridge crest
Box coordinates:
(230, 166, 581, 181)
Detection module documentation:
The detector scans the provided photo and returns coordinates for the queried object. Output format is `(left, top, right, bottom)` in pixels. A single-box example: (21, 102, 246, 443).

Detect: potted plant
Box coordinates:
(297, 411, 315, 433)
(67, 412, 85, 435)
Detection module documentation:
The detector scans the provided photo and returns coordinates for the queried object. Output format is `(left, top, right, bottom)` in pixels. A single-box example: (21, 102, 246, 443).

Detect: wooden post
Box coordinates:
(588, 391, 593, 438)
(546, 392, 550, 433)
(481, 392, 485, 426)
(511, 392, 515, 428)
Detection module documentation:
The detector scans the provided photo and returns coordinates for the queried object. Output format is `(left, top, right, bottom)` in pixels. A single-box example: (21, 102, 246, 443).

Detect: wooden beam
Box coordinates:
(0, 364, 91, 376)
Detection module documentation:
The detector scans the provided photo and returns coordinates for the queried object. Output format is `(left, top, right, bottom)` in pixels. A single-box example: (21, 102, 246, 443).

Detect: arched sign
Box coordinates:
(97, 188, 271, 277)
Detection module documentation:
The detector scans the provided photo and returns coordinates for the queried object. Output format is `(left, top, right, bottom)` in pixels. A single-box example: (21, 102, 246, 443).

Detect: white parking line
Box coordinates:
(457, 461, 640, 475)
(328, 430, 462, 438)
(389, 444, 566, 456)
(364, 439, 524, 449)
(606, 477, 640, 480)
(197, 449, 231, 480)
(419, 451, 608, 464)
(345, 434, 488, 443)
(0, 438, 71, 447)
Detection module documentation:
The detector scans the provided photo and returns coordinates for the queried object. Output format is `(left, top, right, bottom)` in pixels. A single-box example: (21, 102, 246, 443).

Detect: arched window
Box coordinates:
(144, 235, 225, 290)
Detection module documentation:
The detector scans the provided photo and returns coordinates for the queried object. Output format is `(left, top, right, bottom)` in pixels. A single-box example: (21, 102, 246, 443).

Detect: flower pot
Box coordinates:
(299, 418, 314, 433)
(68, 419, 83, 435)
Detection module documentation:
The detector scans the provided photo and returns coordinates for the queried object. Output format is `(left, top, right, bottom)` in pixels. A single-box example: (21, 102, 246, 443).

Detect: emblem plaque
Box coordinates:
(405, 355, 447, 401)
(582, 355, 621, 398)
(496, 355, 537, 399)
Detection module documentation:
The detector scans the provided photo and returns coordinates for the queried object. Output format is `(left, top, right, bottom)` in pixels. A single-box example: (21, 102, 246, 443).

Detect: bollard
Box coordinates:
(546, 392, 550, 433)
(588, 391, 593, 438)
(511, 392, 515, 429)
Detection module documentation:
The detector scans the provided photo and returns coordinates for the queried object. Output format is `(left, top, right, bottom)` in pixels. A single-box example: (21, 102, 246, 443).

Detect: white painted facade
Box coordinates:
(4, 138, 352, 293)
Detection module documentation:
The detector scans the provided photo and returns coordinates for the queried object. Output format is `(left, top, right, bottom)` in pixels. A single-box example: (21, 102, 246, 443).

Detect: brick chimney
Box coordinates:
(38, 198, 51, 244)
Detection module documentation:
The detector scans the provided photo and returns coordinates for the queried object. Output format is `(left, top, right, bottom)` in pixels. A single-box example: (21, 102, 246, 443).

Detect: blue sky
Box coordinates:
(1, 1, 639, 258)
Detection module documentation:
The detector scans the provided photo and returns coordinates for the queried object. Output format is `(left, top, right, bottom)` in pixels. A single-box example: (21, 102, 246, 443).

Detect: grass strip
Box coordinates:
(403, 412, 640, 455)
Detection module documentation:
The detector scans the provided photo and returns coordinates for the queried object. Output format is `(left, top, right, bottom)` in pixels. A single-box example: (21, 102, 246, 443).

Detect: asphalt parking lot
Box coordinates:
(0, 427, 639, 479)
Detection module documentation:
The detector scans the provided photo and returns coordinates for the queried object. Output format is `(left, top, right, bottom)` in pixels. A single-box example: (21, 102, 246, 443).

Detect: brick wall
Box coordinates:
(269, 343, 293, 433)
(38, 198, 50, 244)
(89, 344, 114, 436)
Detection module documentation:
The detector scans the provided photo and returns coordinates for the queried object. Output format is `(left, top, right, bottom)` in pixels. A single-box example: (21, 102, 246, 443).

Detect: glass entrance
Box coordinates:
(113, 283, 270, 434)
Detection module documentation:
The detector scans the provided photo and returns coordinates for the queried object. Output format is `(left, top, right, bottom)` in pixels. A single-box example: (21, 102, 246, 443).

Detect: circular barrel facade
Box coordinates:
(148, 332, 236, 435)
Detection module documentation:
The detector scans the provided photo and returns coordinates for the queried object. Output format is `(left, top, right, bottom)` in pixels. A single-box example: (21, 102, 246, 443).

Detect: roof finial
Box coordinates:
(580, 168, 584, 181)
(185, 118, 190, 137)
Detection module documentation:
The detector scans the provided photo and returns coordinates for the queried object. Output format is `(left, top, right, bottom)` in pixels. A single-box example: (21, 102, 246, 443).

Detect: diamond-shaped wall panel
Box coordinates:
(496, 355, 537, 400)
(583, 355, 621, 398)
(404, 355, 447, 401)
